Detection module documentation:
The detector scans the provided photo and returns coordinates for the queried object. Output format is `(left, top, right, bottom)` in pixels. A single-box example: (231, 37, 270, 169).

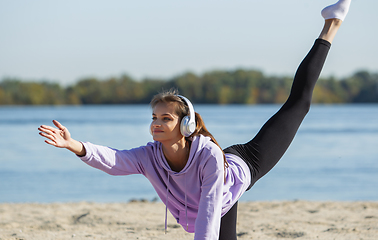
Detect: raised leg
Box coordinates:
(224, 1, 351, 190)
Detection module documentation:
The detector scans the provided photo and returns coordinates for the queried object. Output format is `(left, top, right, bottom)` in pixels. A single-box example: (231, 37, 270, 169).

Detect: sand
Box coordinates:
(0, 200, 377, 240)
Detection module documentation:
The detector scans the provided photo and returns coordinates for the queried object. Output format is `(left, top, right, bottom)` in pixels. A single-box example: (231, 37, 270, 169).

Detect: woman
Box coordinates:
(38, 1, 352, 239)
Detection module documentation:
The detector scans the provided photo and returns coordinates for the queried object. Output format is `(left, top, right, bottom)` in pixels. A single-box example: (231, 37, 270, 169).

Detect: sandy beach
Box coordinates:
(0, 200, 377, 240)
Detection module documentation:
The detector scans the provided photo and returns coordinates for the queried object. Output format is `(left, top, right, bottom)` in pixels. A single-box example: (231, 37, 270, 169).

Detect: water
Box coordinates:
(0, 104, 377, 203)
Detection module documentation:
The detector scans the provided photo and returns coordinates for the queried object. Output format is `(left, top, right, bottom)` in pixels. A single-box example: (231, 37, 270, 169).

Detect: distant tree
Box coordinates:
(0, 79, 65, 105)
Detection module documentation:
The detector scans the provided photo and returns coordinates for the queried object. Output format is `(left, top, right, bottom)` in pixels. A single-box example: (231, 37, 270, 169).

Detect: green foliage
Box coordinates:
(1, 69, 378, 105)
(0, 79, 65, 105)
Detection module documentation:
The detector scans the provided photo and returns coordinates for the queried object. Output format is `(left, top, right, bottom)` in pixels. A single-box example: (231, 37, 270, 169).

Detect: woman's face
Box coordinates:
(151, 102, 183, 143)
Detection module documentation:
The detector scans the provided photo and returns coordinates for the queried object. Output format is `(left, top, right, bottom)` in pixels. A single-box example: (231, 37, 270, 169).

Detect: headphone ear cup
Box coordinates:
(180, 116, 190, 137)
(180, 116, 196, 137)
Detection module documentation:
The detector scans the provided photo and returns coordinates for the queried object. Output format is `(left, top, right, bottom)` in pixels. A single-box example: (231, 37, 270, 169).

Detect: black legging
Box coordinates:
(220, 38, 331, 240)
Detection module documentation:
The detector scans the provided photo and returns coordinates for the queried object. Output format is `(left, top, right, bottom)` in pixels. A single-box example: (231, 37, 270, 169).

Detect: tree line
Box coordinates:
(1, 69, 377, 105)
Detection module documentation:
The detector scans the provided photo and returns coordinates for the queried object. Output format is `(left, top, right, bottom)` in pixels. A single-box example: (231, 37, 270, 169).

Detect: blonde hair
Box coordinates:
(150, 89, 229, 178)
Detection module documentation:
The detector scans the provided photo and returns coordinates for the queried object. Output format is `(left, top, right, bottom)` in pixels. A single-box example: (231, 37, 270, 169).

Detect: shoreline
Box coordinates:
(1, 200, 377, 239)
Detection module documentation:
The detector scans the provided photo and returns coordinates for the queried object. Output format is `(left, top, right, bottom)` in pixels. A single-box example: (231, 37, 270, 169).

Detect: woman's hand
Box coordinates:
(38, 120, 86, 156)
(38, 120, 72, 148)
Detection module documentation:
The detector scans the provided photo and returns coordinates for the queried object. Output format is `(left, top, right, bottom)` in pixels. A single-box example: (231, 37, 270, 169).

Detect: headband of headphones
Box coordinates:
(178, 95, 196, 137)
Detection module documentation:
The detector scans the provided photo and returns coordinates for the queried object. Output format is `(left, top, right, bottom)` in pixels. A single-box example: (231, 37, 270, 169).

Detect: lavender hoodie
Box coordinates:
(79, 135, 250, 240)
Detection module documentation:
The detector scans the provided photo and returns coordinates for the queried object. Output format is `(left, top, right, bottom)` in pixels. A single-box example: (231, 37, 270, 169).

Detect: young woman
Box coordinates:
(38, 1, 352, 239)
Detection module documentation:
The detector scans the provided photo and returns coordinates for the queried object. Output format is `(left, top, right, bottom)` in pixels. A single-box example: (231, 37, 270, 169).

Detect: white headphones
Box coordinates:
(178, 95, 196, 137)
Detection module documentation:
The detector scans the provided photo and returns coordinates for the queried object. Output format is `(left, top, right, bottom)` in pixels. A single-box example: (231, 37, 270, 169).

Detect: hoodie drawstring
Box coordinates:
(185, 174, 188, 231)
(165, 173, 170, 234)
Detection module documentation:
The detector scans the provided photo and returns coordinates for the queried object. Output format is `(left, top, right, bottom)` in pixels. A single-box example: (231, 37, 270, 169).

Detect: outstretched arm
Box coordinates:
(38, 120, 86, 156)
(40, 120, 146, 176)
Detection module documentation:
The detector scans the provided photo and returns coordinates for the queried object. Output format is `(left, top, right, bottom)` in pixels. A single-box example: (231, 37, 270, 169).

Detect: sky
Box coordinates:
(0, 0, 376, 85)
